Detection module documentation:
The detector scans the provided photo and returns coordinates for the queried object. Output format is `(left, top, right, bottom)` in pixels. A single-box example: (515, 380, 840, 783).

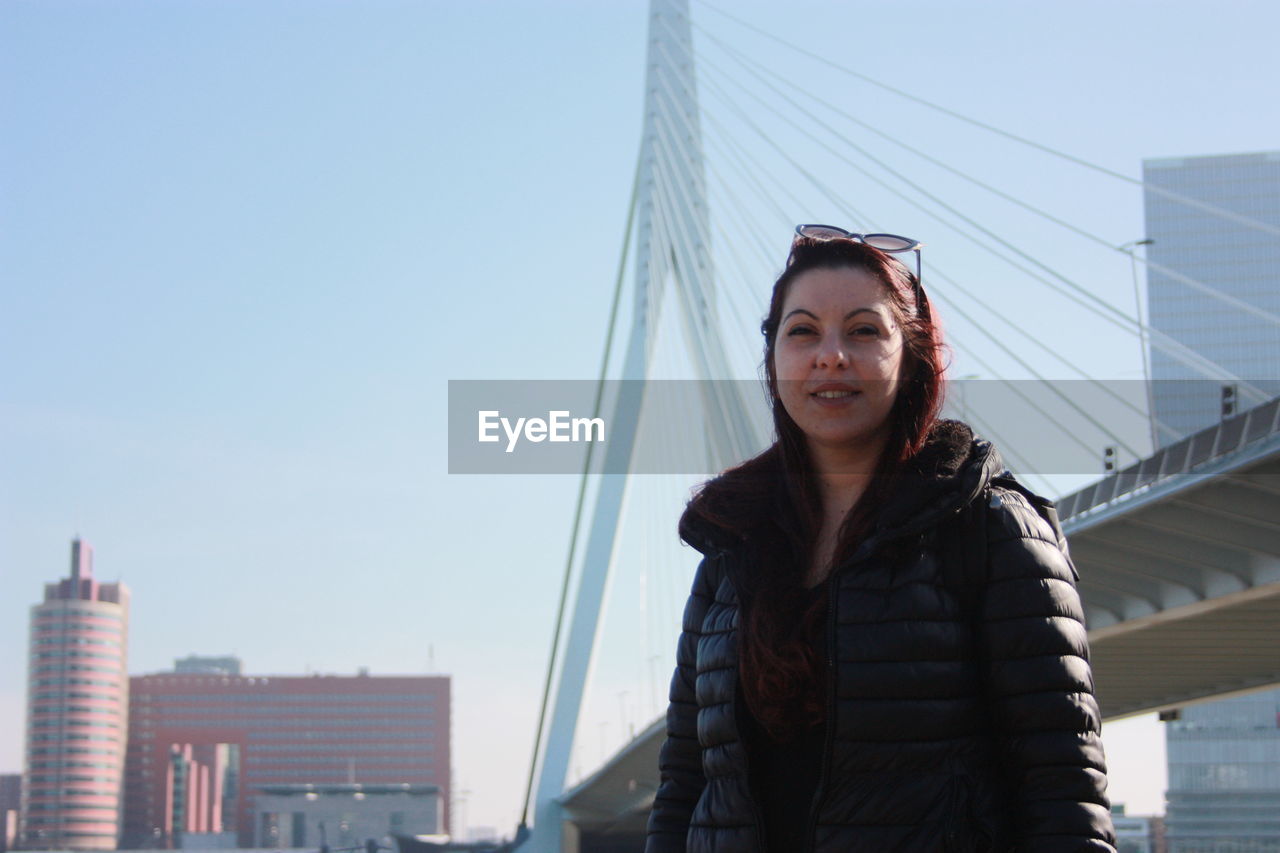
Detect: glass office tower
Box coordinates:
(1142, 150, 1280, 446)
(1145, 150, 1280, 851)
(1165, 688, 1280, 852)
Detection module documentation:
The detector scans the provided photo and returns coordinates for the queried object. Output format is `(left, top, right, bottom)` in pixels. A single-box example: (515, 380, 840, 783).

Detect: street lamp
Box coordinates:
(1118, 238, 1156, 451)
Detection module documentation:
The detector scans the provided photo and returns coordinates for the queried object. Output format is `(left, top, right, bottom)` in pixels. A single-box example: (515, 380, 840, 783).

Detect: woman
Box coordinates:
(645, 229, 1116, 852)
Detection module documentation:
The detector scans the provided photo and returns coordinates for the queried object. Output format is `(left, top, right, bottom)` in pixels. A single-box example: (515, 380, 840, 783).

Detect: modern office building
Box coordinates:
(1143, 150, 1280, 850)
(22, 540, 131, 851)
(252, 783, 442, 848)
(1164, 687, 1280, 852)
(120, 665, 449, 848)
(1142, 150, 1280, 447)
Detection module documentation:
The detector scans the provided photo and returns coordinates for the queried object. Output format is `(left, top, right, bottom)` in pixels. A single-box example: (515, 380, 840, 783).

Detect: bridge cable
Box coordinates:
(695, 24, 1280, 331)
(679, 42, 1171, 453)
(674, 16, 1273, 414)
(709, 117, 1172, 460)
(689, 64, 1149, 453)
(697, 130, 798, 349)
(646, 109, 736, 387)
(937, 331, 1114, 463)
(944, 396, 1059, 497)
(655, 31, 876, 236)
(648, 75, 770, 397)
(649, 98, 750, 349)
(697, 74, 1204, 451)
(649, 53, 761, 287)
(691, 26, 1280, 350)
(687, 46, 1271, 405)
(656, 43, 870, 403)
(710, 111, 1145, 460)
(675, 22, 1191, 465)
(692, 0, 1280, 241)
(703, 95, 857, 229)
(927, 283, 1143, 459)
(646, 108, 769, 475)
(705, 125, 794, 226)
(928, 266, 1181, 445)
(519, 152, 641, 829)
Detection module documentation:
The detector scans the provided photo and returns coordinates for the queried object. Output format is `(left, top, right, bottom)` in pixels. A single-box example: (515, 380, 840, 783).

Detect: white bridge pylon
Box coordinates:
(525, 0, 763, 849)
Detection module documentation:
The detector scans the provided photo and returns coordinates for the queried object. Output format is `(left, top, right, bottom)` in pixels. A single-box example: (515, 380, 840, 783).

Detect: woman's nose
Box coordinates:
(814, 335, 849, 370)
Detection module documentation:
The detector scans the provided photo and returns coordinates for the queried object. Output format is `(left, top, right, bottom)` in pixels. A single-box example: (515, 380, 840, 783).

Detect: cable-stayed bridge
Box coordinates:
(514, 2, 1280, 850)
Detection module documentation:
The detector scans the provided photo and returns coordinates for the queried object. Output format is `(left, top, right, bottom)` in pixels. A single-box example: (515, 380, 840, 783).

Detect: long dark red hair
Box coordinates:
(683, 237, 948, 738)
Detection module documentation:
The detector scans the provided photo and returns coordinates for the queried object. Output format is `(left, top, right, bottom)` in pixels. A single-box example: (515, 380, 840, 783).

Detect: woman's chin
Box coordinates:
(802, 427, 891, 460)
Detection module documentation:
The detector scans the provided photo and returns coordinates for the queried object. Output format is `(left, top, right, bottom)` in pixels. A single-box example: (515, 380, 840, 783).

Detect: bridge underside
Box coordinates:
(1065, 399, 1280, 717)
(1088, 583, 1280, 718)
(558, 719, 663, 850)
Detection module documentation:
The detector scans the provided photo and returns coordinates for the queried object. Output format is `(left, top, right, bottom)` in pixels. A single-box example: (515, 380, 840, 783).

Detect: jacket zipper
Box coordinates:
(804, 557, 845, 852)
(737, 688, 770, 853)
(798, 464, 993, 850)
(800, 507, 971, 852)
(719, 551, 770, 853)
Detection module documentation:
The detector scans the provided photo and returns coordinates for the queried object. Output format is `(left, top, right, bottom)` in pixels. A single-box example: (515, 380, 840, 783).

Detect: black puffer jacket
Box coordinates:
(645, 422, 1116, 852)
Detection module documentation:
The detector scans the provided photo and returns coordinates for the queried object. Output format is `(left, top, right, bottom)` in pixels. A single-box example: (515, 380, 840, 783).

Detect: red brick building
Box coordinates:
(120, 668, 449, 848)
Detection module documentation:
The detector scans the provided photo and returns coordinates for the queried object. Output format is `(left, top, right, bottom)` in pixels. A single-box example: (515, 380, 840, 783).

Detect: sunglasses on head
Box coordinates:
(793, 224, 929, 320)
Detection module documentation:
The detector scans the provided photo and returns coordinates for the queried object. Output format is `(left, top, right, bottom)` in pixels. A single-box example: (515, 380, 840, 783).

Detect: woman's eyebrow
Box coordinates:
(783, 307, 883, 323)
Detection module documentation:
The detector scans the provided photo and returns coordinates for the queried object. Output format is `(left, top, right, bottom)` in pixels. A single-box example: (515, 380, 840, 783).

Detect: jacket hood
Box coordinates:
(679, 419, 1006, 556)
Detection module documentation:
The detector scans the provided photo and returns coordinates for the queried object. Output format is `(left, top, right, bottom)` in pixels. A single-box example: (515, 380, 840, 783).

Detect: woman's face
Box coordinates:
(772, 265, 906, 459)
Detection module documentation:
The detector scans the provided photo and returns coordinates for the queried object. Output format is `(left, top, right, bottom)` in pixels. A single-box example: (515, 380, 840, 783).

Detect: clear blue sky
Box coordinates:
(3, 0, 1277, 835)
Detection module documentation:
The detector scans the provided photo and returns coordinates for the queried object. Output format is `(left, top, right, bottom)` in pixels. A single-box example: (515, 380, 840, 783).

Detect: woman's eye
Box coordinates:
(786, 325, 816, 336)
(850, 325, 879, 337)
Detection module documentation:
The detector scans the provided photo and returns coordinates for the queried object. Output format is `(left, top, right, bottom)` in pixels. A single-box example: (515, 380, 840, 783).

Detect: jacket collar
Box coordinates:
(870, 419, 1004, 542)
(680, 419, 1005, 557)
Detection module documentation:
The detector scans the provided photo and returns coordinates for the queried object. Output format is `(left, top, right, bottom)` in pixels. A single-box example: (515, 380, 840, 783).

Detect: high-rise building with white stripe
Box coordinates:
(22, 541, 130, 851)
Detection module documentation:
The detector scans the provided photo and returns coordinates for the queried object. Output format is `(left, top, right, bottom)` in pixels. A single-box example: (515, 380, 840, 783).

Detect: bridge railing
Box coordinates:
(1058, 396, 1280, 522)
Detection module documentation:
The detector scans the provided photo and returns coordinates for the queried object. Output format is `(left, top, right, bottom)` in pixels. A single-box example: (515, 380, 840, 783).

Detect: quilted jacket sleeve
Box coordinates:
(980, 489, 1117, 852)
(644, 553, 718, 853)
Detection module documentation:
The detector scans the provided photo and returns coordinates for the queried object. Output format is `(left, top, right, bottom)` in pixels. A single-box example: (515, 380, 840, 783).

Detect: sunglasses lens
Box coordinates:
(862, 233, 917, 252)
(796, 225, 851, 241)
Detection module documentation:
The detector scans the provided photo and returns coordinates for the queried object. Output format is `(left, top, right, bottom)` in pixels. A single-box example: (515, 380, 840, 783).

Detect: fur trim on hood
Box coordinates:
(679, 419, 1005, 556)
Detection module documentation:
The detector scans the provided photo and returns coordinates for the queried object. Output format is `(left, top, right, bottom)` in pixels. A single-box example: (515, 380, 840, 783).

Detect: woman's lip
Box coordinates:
(810, 389, 862, 404)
